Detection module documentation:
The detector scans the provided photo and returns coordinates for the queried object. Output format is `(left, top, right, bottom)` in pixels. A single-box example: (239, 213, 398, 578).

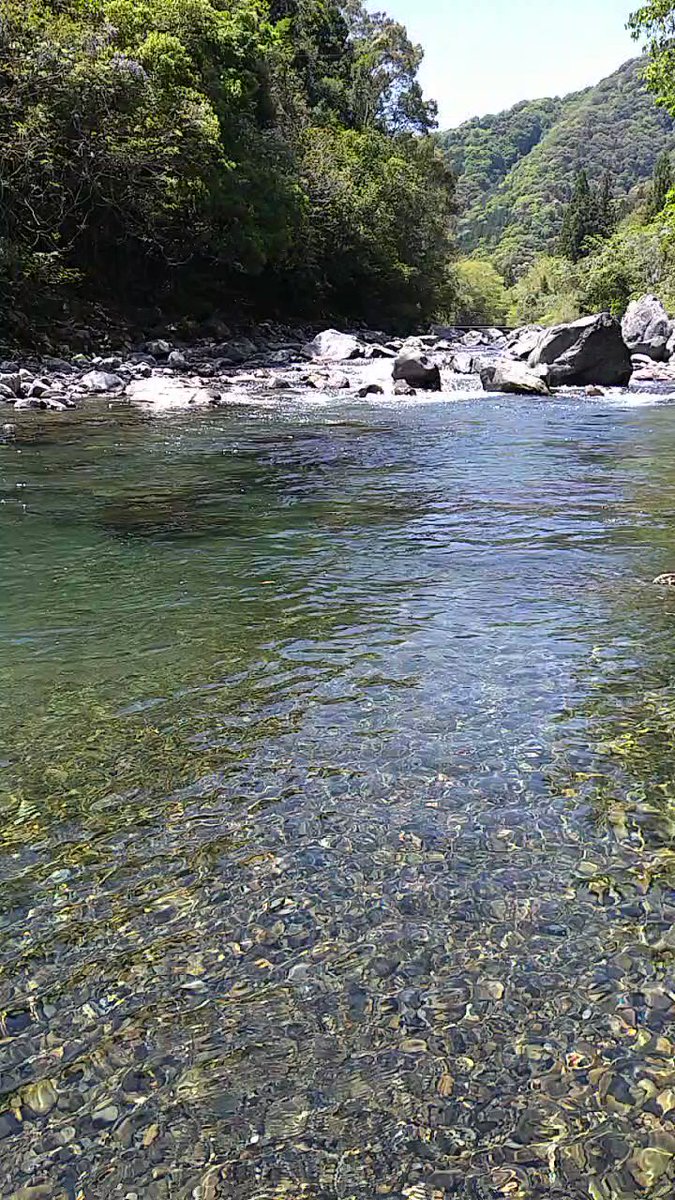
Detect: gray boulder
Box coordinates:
(302, 329, 364, 361)
(622, 295, 673, 361)
(507, 325, 544, 360)
(168, 349, 188, 370)
(450, 352, 476, 375)
(480, 359, 551, 396)
(393, 380, 416, 396)
(392, 352, 441, 391)
(528, 313, 632, 386)
(81, 370, 123, 393)
(146, 339, 172, 358)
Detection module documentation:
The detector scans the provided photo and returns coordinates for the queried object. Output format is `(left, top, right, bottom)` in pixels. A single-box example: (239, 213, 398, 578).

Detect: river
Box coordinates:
(2, 390, 675, 1199)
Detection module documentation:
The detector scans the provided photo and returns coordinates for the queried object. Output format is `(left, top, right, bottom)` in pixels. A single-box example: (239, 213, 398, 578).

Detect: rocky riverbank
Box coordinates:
(2, 297, 675, 426)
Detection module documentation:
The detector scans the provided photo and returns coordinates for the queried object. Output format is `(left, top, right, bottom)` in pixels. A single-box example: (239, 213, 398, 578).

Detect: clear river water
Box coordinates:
(2, 390, 675, 1200)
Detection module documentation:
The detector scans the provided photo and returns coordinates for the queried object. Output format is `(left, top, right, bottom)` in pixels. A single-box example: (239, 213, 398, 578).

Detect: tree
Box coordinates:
(559, 169, 597, 261)
(651, 150, 673, 215)
(597, 170, 617, 238)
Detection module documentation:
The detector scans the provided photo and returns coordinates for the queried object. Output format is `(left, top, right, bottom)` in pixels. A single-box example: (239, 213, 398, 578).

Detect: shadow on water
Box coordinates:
(2, 396, 675, 1198)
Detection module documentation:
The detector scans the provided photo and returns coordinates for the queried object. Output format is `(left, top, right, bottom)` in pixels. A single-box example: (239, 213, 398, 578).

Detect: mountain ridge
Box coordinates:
(438, 58, 675, 274)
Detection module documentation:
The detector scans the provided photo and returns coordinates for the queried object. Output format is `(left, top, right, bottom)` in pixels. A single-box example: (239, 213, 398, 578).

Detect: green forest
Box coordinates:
(5, 0, 675, 338)
(0, 0, 456, 338)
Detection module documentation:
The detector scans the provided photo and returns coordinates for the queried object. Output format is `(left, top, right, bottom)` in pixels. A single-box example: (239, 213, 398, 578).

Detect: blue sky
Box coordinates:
(372, 0, 641, 128)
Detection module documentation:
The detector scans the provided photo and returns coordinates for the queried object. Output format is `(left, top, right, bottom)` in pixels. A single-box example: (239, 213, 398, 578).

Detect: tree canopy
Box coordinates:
(0, 0, 455, 339)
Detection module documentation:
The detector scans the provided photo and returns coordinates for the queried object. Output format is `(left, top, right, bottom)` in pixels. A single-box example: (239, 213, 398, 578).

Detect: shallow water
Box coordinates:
(2, 391, 675, 1199)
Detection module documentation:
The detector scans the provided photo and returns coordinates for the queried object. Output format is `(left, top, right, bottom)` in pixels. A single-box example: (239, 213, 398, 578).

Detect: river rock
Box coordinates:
(393, 380, 416, 396)
(357, 383, 384, 397)
(168, 349, 188, 370)
(528, 313, 632, 386)
(450, 352, 476, 374)
(14, 397, 67, 411)
(1, 374, 22, 397)
(506, 325, 544, 360)
(126, 377, 217, 411)
(42, 356, 76, 373)
(28, 380, 50, 398)
(146, 339, 171, 358)
(392, 352, 441, 391)
(622, 294, 673, 361)
(302, 330, 364, 361)
(81, 370, 124, 393)
(480, 359, 551, 396)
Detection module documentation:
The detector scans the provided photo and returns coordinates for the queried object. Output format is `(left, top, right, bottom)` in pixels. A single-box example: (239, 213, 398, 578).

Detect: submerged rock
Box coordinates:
(392, 352, 441, 391)
(528, 313, 632, 386)
(480, 359, 551, 396)
(126, 377, 218, 411)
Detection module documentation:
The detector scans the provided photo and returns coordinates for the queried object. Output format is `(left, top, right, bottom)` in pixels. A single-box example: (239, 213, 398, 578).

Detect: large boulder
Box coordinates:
(505, 325, 544, 360)
(81, 370, 124, 393)
(392, 352, 441, 391)
(302, 329, 364, 361)
(622, 295, 673, 361)
(528, 313, 632, 386)
(480, 359, 551, 397)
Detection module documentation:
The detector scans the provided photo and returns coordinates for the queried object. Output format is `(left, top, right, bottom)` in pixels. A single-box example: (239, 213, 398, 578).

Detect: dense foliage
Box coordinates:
(0, 0, 455, 338)
(439, 58, 675, 277)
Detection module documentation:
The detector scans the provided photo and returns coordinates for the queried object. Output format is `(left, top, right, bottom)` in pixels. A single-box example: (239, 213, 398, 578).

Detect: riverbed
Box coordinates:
(2, 390, 675, 1199)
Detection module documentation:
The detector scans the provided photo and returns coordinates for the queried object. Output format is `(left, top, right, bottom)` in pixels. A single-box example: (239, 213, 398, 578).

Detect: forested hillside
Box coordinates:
(0, 0, 455, 341)
(439, 58, 675, 275)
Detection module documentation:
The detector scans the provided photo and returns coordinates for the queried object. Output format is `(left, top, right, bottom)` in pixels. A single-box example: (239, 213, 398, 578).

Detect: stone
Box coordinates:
(0, 384, 15, 401)
(14, 397, 67, 411)
(145, 339, 171, 358)
(1, 374, 22, 397)
(269, 375, 293, 389)
(126, 377, 216, 411)
(528, 312, 632, 386)
(42, 356, 76, 373)
(23, 1079, 58, 1115)
(506, 325, 544, 360)
(327, 373, 350, 390)
(357, 383, 384, 397)
(302, 329, 364, 361)
(392, 352, 441, 391)
(2, 423, 17, 436)
(450, 352, 476, 374)
(654, 574, 675, 586)
(480, 359, 551, 396)
(393, 380, 416, 396)
(28, 380, 50, 398)
(364, 344, 397, 359)
(81, 370, 123, 393)
(167, 349, 188, 370)
(622, 294, 673, 361)
(585, 385, 605, 396)
(92, 1103, 119, 1125)
(460, 330, 488, 347)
